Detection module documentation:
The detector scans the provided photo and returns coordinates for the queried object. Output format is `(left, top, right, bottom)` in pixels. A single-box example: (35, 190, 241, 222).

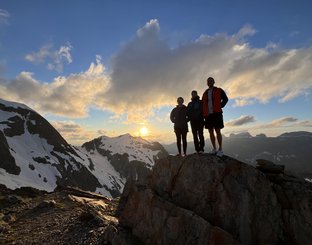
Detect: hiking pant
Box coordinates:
(175, 129, 187, 154)
(191, 120, 205, 152)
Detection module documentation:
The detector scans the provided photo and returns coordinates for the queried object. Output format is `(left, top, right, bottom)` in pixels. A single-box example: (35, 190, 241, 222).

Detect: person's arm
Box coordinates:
(199, 100, 204, 121)
(186, 102, 192, 118)
(220, 89, 228, 108)
(186, 108, 190, 122)
(201, 91, 207, 117)
(170, 108, 176, 123)
(201, 91, 206, 101)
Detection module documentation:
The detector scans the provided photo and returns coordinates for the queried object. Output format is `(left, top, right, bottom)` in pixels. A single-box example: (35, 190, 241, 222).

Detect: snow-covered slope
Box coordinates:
(0, 99, 168, 197)
(80, 134, 168, 183)
(0, 99, 106, 194)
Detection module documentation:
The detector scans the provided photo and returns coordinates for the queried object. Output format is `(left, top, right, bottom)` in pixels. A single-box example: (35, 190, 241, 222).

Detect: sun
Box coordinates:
(140, 127, 149, 137)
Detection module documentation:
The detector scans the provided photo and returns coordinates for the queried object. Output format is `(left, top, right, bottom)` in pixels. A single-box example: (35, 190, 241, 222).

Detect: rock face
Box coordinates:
(0, 99, 105, 194)
(118, 154, 312, 244)
(0, 98, 168, 198)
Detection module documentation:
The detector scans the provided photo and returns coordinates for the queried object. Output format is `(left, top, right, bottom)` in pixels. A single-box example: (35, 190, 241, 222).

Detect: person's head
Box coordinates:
(207, 77, 215, 88)
(191, 90, 198, 99)
(177, 97, 184, 106)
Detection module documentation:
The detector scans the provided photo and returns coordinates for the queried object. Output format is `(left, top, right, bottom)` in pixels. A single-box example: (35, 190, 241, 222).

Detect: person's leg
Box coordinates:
(198, 123, 205, 151)
(191, 122, 199, 152)
(214, 112, 224, 152)
(175, 131, 182, 155)
(205, 115, 216, 152)
(215, 128, 222, 151)
(208, 128, 216, 150)
(182, 131, 187, 155)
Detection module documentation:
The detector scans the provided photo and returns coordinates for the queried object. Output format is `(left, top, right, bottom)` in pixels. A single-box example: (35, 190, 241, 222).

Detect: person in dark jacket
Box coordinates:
(170, 97, 189, 156)
(187, 90, 205, 153)
(202, 77, 228, 157)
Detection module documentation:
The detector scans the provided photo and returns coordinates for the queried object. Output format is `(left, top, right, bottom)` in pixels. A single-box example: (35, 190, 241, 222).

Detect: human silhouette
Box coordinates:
(170, 97, 189, 156)
(187, 90, 205, 153)
(202, 77, 228, 157)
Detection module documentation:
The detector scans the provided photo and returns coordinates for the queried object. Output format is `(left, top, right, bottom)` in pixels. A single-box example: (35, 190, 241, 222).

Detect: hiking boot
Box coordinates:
(216, 150, 224, 157)
(210, 149, 217, 154)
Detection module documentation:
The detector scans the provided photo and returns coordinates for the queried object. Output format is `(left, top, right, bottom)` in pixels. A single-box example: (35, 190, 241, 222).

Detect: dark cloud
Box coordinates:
(271, 117, 298, 126)
(226, 115, 256, 126)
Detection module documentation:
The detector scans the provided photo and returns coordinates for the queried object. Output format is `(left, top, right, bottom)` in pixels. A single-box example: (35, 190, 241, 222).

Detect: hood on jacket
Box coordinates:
(191, 96, 200, 101)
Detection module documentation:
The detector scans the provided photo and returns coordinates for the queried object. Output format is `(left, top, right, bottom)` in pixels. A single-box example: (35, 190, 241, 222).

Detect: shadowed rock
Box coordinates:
(118, 154, 312, 244)
(0, 131, 20, 175)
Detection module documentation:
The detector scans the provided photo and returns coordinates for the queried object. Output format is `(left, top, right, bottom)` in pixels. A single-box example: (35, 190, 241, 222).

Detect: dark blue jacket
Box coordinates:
(187, 96, 204, 122)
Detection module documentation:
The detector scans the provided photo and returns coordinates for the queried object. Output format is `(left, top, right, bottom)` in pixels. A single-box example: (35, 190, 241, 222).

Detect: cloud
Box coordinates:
(236, 24, 257, 38)
(226, 115, 256, 126)
(2, 19, 312, 124)
(25, 42, 73, 72)
(233, 98, 254, 107)
(225, 47, 312, 103)
(51, 121, 96, 145)
(223, 117, 312, 137)
(95, 20, 259, 122)
(249, 117, 299, 130)
(0, 9, 10, 25)
(270, 117, 298, 126)
(95, 19, 312, 123)
(137, 19, 160, 38)
(295, 120, 312, 127)
(0, 58, 110, 117)
(97, 129, 107, 136)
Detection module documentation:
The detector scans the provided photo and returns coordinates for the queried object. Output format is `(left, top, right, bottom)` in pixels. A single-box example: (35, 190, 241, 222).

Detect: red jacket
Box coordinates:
(202, 87, 228, 117)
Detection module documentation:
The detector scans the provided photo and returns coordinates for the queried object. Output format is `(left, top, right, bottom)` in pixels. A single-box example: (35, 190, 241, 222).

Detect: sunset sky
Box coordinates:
(0, 0, 311, 144)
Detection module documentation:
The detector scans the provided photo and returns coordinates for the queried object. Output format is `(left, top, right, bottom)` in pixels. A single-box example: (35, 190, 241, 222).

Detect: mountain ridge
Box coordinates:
(0, 98, 168, 197)
(1, 147, 312, 244)
(164, 130, 312, 178)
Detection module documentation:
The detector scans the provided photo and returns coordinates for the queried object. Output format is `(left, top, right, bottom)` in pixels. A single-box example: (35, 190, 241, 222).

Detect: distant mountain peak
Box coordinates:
(229, 132, 252, 138)
(101, 133, 150, 146)
(118, 133, 132, 138)
(0, 98, 33, 111)
(0, 98, 103, 194)
(81, 133, 168, 191)
(0, 99, 170, 198)
(255, 133, 267, 138)
(278, 131, 312, 138)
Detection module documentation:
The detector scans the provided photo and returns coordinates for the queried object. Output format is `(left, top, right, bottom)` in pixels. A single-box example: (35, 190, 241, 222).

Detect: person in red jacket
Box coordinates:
(202, 77, 228, 157)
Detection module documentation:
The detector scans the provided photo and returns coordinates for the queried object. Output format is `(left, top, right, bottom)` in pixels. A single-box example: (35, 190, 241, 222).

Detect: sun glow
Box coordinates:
(140, 127, 149, 137)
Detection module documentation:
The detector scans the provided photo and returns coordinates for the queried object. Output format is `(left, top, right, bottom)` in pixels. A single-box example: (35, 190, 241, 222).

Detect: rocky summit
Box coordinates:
(1, 154, 312, 244)
(118, 154, 312, 245)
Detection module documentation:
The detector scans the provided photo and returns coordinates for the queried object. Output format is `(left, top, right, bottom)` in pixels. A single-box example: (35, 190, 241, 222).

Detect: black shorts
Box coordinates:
(174, 127, 188, 134)
(204, 112, 224, 129)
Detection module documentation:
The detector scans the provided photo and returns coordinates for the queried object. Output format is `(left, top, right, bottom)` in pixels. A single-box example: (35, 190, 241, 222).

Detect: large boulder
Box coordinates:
(118, 154, 312, 244)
